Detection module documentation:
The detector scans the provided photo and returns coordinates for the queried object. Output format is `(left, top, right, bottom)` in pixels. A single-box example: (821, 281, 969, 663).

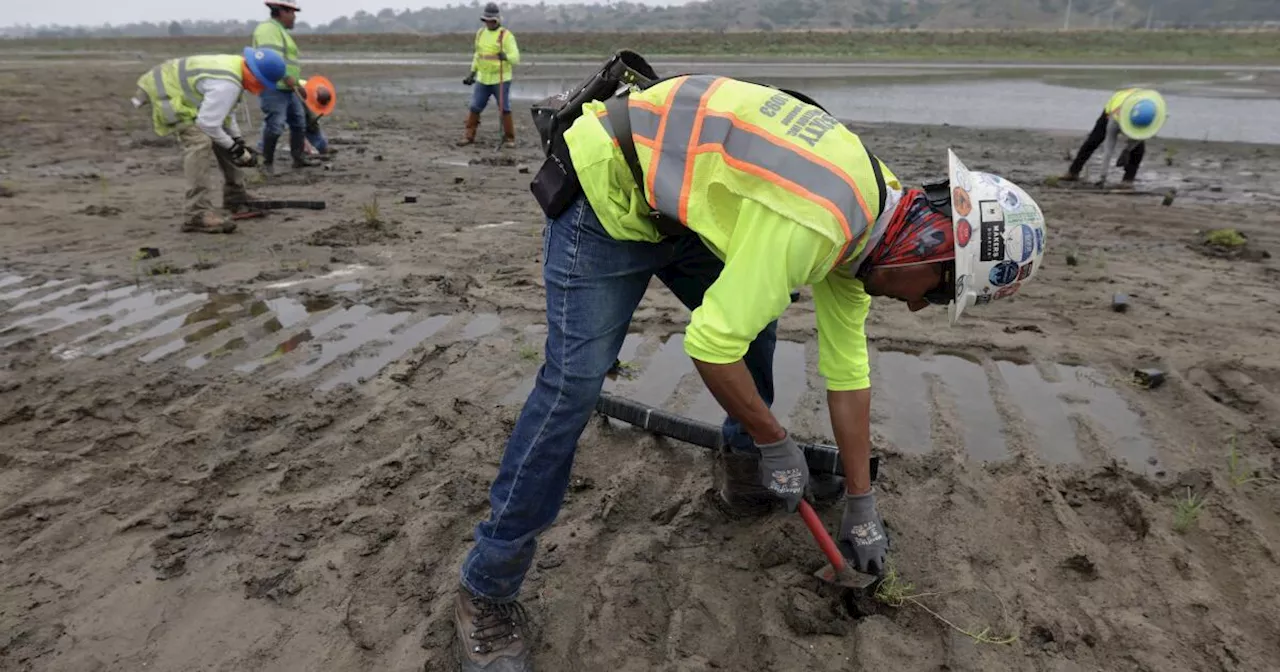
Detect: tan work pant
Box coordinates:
(178, 125, 247, 221)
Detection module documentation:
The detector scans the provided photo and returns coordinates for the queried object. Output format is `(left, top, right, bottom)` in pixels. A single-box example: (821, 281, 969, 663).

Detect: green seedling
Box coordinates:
(1164, 146, 1179, 166)
(873, 562, 1017, 645)
(518, 344, 540, 361)
(1172, 487, 1205, 534)
(347, 120, 360, 131)
(361, 196, 381, 226)
(1043, 175, 1061, 188)
(1226, 436, 1279, 488)
(1204, 229, 1246, 248)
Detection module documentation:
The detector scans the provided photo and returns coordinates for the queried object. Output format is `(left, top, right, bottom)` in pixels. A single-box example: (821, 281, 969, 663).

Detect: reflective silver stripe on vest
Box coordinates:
(647, 75, 715, 217)
(601, 104, 660, 142)
(177, 58, 241, 105)
(696, 113, 877, 262)
(151, 66, 178, 125)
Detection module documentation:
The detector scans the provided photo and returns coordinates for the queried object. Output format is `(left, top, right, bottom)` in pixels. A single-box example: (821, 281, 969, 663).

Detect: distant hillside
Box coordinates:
(5, 0, 1279, 38)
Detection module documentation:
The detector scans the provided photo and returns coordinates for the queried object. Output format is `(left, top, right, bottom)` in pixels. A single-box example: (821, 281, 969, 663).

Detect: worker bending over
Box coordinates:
(457, 2, 520, 148)
(133, 48, 285, 234)
(451, 74, 1049, 671)
(1061, 88, 1167, 189)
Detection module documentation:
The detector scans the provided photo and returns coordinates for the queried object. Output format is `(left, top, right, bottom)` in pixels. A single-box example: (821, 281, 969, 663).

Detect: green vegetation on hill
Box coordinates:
(4, 0, 1278, 39)
(5, 30, 1280, 65)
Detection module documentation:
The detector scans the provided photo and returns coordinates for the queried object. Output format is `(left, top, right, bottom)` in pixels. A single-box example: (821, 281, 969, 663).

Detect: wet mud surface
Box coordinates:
(2, 59, 1280, 672)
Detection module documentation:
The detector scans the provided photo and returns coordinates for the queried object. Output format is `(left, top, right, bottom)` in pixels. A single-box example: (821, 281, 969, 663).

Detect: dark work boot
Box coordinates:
(261, 132, 281, 175)
(291, 132, 320, 169)
(712, 450, 776, 519)
(453, 587, 533, 671)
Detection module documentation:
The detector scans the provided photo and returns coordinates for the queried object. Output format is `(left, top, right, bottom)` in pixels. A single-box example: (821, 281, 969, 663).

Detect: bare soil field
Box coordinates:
(2, 56, 1280, 672)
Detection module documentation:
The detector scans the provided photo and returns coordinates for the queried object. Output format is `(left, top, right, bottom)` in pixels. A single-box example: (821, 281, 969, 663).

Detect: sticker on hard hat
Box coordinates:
(979, 200, 1005, 261)
(998, 188, 1021, 212)
(975, 293, 992, 306)
(1035, 228, 1044, 254)
(953, 188, 972, 216)
(955, 274, 968, 299)
(1007, 224, 1036, 263)
(993, 282, 1022, 299)
(1017, 262, 1033, 281)
(954, 169, 972, 192)
(990, 260, 1019, 286)
(956, 219, 972, 247)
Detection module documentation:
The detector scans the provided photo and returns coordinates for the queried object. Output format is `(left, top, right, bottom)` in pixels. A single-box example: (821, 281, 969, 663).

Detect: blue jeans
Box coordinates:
(459, 194, 777, 601)
(470, 80, 512, 114)
(257, 86, 328, 152)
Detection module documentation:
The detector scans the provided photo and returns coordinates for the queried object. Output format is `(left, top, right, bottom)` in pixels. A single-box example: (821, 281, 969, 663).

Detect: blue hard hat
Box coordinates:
(243, 46, 287, 86)
(1129, 99, 1158, 127)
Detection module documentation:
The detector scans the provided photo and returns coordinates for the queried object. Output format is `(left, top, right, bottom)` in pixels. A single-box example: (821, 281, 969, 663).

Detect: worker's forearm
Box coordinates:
(692, 358, 785, 445)
(828, 388, 873, 495)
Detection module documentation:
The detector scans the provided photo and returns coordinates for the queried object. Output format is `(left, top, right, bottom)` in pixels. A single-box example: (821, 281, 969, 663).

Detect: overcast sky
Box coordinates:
(4, 0, 688, 28)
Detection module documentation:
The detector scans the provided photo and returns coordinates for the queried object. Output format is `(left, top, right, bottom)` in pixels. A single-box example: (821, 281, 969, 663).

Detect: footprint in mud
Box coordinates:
(1187, 364, 1280, 418)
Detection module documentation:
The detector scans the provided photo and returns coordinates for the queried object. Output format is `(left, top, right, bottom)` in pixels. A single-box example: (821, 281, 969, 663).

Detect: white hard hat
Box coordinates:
(947, 149, 1047, 325)
(265, 1, 301, 11)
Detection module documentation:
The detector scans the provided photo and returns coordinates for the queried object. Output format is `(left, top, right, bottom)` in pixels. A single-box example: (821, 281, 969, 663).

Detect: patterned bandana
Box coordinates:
(862, 188, 955, 271)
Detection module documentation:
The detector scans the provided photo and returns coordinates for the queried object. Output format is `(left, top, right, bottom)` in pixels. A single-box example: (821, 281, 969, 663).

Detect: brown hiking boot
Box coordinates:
(1116, 179, 1136, 190)
(457, 111, 481, 147)
(500, 112, 516, 149)
(181, 212, 236, 234)
(711, 450, 776, 519)
(1058, 172, 1079, 182)
(453, 587, 533, 671)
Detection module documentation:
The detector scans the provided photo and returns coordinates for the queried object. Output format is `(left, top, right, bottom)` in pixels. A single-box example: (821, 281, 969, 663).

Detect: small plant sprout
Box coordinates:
(519, 344, 539, 361)
(361, 195, 381, 226)
(1226, 435, 1279, 488)
(873, 562, 1017, 645)
(1172, 487, 1205, 534)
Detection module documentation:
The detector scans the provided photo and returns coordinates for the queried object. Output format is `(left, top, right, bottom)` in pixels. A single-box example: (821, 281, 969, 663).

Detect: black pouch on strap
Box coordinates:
(529, 132, 581, 218)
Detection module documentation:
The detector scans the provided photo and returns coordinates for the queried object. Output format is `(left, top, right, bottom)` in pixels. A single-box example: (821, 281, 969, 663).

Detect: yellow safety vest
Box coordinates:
(571, 75, 895, 269)
(472, 27, 518, 85)
(135, 54, 244, 136)
(253, 19, 300, 89)
(1105, 88, 1137, 117)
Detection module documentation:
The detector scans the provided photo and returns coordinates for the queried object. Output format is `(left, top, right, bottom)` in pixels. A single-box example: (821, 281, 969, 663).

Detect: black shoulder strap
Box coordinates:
(606, 93, 688, 237)
(867, 152, 887, 217)
(606, 94, 647, 204)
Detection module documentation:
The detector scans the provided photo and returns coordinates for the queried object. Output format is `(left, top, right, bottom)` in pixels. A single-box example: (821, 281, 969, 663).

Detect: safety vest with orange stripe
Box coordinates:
(563, 75, 898, 272)
(471, 27, 520, 86)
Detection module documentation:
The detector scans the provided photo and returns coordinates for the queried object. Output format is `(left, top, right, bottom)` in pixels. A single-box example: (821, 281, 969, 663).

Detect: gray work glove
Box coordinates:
(756, 433, 809, 513)
(462, 71, 477, 86)
(837, 489, 889, 576)
(496, 51, 507, 61)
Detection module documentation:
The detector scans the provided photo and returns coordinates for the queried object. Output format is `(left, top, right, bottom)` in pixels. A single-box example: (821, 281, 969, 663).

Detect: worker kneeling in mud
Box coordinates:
(1060, 88, 1167, 189)
(132, 48, 285, 234)
(453, 73, 1049, 671)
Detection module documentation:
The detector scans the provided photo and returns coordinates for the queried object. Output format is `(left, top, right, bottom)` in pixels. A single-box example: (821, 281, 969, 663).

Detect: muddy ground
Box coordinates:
(2, 56, 1280, 672)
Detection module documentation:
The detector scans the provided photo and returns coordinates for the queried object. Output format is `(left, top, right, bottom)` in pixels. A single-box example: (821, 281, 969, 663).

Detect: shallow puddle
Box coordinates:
(574, 339, 1154, 470)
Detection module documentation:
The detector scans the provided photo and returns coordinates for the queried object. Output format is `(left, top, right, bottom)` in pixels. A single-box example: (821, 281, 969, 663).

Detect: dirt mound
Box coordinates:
(307, 220, 401, 247)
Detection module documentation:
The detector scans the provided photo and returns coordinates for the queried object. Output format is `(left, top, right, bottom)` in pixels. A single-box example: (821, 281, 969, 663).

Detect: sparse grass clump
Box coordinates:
(1172, 487, 1206, 534)
(873, 562, 1017, 645)
(1226, 435, 1279, 488)
(361, 196, 381, 226)
(1204, 229, 1246, 248)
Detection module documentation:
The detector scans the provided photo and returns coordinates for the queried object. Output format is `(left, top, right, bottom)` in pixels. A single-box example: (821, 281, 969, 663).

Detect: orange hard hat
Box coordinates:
(302, 76, 336, 116)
